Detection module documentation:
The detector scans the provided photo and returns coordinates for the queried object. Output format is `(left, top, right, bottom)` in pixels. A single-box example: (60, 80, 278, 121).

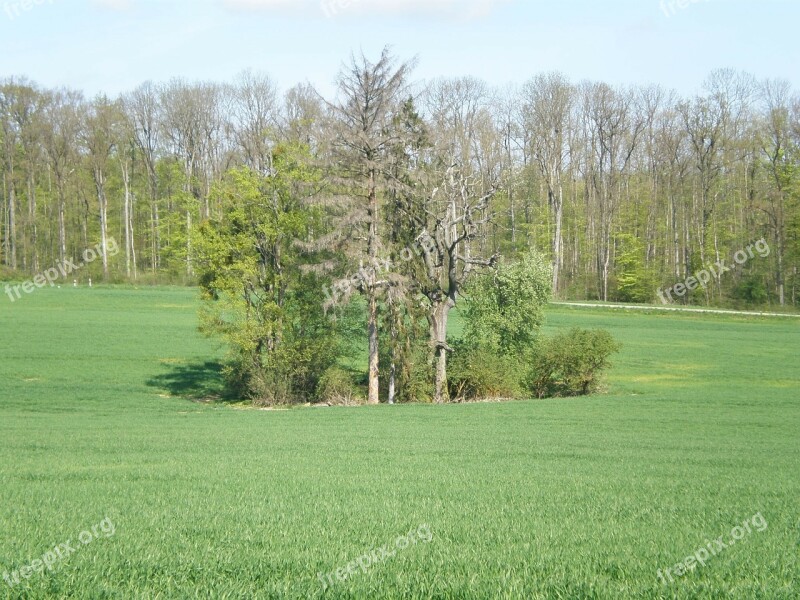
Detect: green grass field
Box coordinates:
(0, 287, 798, 599)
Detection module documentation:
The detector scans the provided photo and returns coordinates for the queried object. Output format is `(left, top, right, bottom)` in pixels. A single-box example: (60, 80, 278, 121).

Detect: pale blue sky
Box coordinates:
(1, 0, 797, 98)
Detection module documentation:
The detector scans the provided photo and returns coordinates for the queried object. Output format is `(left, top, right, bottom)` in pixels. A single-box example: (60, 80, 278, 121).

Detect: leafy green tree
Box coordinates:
(194, 146, 339, 404)
(448, 250, 552, 401)
(462, 249, 552, 357)
(614, 233, 656, 303)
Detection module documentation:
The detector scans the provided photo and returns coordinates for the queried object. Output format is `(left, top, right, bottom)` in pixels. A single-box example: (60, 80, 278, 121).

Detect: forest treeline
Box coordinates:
(1, 58, 799, 308)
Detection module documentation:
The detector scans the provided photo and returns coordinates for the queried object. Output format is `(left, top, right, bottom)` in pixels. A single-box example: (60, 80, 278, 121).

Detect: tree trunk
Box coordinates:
(58, 183, 66, 264)
(366, 168, 380, 405)
(28, 174, 38, 273)
(186, 210, 192, 276)
(388, 361, 396, 405)
(7, 181, 16, 270)
(96, 174, 109, 280)
(552, 175, 564, 295)
(367, 290, 380, 405)
(430, 298, 454, 404)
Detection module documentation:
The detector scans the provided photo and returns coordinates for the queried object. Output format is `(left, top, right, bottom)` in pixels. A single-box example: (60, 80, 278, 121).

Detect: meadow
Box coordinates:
(0, 287, 798, 599)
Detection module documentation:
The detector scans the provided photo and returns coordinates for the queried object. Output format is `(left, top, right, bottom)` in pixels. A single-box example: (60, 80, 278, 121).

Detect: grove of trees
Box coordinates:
(2, 50, 799, 403)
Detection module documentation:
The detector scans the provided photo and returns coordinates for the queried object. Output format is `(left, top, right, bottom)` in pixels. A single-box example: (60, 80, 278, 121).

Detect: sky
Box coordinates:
(0, 0, 798, 99)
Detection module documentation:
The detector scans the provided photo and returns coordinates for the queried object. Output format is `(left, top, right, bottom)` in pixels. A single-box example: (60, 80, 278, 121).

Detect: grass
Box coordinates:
(0, 286, 798, 598)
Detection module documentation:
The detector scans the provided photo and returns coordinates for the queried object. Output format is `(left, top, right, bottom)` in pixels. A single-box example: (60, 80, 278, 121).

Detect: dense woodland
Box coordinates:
(2, 58, 799, 307)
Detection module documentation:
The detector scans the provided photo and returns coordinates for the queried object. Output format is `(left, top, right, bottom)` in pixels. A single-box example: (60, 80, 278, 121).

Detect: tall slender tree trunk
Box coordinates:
(28, 174, 38, 273)
(97, 181, 109, 279)
(124, 171, 131, 279)
(58, 183, 66, 264)
(122, 161, 136, 279)
(367, 291, 380, 404)
(186, 211, 192, 276)
(7, 181, 16, 270)
(366, 168, 380, 405)
(151, 189, 160, 273)
(552, 175, 564, 295)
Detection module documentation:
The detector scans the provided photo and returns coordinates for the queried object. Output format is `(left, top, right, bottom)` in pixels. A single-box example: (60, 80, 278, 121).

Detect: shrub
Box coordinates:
(732, 276, 768, 306)
(448, 343, 524, 401)
(0, 265, 16, 281)
(462, 249, 552, 356)
(528, 328, 621, 398)
(316, 366, 363, 406)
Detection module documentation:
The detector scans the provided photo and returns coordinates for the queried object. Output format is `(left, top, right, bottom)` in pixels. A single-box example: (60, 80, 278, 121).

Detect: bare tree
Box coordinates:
(325, 48, 416, 404)
(160, 79, 225, 273)
(0, 81, 20, 270)
(283, 82, 325, 148)
(410, 160, 498, 403)
(41, 88, 83, 264)
(758, 78, 793, 305)
(520, 73, 574, 294)
(82, 95, 125, 279)
(229, 70, 279, 174)
(582, 82, 644, 300)
(125, 82, 162, 273)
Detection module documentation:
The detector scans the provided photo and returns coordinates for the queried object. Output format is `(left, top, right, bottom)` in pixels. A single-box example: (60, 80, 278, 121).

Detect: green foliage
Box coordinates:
(451, 250, 552, 401)
(614, 233, 656, 303)
(461, 249, 552, 356)
(447, 342, 524, 401)
(316, 366, 363, 405)
(194, 147, 339, 405)
(528, 328, 622, 398)
(732, 276, 769, 306)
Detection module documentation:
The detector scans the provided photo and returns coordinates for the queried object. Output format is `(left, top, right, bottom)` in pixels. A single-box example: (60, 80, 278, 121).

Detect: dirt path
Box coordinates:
(550, 302, 800, 319)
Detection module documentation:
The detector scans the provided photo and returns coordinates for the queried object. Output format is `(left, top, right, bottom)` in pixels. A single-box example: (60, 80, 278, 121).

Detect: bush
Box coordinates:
(316, 366, 363, 406)
(448, 343, 524, 401)
(732, 276, 768, 306)
(0, 265, 16, 281)
(462, 249, 552, 356)
(527, 328, 621, 398)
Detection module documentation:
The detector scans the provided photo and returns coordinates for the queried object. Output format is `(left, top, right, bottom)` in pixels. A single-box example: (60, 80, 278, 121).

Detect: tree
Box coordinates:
(195, 146, 337, 404)
(228, 70, 279, 175)
(409, 162, 499, 403)
(125, 81, 163, 273)
(81, 95, 124, 279)
(324, 48, 416, 405)
(758, 78, 793, 306)
(520, 73, 574, 294)
(461, 249, 552, 357)
(41, 88, 82, 264)
(450, 249, 553, 401)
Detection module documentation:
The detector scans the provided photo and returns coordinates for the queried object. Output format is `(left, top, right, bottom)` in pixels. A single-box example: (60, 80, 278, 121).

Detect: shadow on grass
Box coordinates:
(147, 360, 234, 403)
